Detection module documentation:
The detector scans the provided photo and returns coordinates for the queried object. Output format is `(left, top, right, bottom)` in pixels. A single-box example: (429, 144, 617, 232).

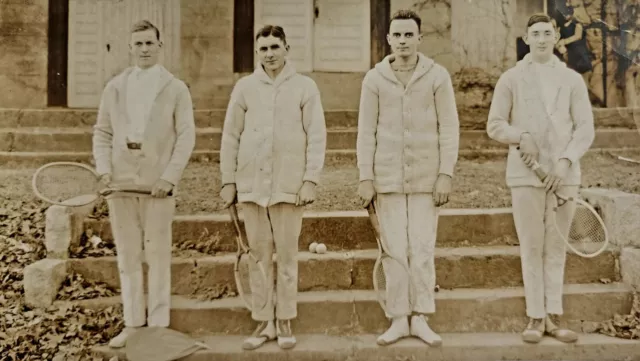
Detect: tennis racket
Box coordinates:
(32, 161, 170, 207)
(367, 201, 414, 317)
(228, 203, 271, 312)
(521, 156, 609, 258)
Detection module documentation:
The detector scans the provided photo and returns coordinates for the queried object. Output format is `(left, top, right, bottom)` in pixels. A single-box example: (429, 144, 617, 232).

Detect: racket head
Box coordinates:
(234, 251, 270, 312)
(557, 197, 609, 258)
(372, 253, 388, 312)
(368, 200, 414, 317)
(32, 162, 102, 206)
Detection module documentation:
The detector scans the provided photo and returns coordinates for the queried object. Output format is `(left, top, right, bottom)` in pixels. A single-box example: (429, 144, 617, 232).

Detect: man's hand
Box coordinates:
(152, 179, 174, 198)
(358, 180, 376, 208)
(519, 133, 539, 167)
(296, 181, 316, 206)
(544, 158, 571, 193)
(220, 184, 237, 209)
(433, 174, 452, 207)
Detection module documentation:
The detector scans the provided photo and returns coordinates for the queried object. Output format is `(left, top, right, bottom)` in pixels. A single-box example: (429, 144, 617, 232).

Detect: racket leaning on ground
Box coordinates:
(31, 161, 170, 207)
(367, 201, 414, 317)
(228, 203, 271, 312)
(517, 153, 610, 258)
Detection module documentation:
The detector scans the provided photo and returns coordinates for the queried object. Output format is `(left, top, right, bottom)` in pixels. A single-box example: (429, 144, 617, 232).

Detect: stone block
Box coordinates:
(23, 258, 67, 309)
(620, 247, 640, 291)
(45, 198, 98, 258)
(580, 188, 640, 248)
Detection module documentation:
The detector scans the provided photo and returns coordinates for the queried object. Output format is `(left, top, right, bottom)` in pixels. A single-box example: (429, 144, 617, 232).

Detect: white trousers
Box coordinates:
(241, 202, 304, 321)
(376, 193, 438, 318)
(510, 186, 579, 319)
(107, 196, 176, 327)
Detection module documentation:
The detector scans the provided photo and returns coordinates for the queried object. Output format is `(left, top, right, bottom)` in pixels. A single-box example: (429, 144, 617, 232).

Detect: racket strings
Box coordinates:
(567, 205, 607, 250)
(34, 164, 101, 205)
(236, 253, 270, 311)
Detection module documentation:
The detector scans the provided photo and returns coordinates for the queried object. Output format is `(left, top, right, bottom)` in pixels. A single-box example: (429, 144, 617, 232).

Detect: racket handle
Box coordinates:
(516, 146, 548, 181)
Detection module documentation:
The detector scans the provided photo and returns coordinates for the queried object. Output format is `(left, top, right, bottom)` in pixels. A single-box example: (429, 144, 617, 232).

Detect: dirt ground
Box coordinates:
(2, 150, 639, 216)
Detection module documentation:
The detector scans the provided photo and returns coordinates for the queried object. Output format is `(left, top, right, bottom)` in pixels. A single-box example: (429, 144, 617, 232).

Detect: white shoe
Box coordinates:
(276, 319, 296, 349)
(410, 315, 442, 347)
(109, 327, 141, 348)
(242, 321, 276, 350)
(377, 317, 410, 346)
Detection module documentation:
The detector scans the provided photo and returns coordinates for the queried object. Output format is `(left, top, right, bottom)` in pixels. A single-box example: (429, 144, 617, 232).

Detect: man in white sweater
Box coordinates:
(487, 13, 595, 344)
(219, 25, 327, 350)
(92, 20, 196, 348)
(357, 9, 460, 347)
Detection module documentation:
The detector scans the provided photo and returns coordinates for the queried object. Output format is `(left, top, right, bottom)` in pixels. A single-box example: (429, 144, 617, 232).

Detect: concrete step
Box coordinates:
(66, 246, 619, 295)
(68, 282, 632, 335)
(92, 332, 640, 361)
(83, 209, 519, 250)
(2, 127, 640, 153)
(1, 107, 638, 129)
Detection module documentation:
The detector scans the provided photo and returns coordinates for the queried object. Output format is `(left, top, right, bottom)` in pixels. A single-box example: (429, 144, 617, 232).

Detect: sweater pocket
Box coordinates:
(276, 154, 305, 195)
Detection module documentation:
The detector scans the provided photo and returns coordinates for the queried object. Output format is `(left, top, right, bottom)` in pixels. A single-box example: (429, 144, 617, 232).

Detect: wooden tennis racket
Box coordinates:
(32, 161, 171, 207)
(367, 201, 414, 317)
(228, 203, 271, 312)
(520, 155, 609, 258)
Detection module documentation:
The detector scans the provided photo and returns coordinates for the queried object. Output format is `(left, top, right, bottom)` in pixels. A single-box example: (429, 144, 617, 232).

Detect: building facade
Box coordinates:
(0, 0, 636, 111)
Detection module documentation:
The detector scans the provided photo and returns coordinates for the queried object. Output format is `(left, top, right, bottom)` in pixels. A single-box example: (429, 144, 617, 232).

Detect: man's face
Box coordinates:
(129, 29, 161, 69)
(256, 35, 288, 72)
(387, 19, 421, 57)
(524, 21, 558, 59)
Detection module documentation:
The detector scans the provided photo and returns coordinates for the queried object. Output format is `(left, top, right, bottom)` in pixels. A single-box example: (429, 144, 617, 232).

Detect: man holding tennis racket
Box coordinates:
(92, 20, 196, 348)
(219, 25, 326, 350)
(357, 10, 460, 347)
(487, 13, 595, 344)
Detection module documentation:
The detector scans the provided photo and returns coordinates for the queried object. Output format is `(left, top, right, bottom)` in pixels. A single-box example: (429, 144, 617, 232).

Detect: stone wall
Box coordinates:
(180, 0, 235, 109)
(0, 0, 48, 108)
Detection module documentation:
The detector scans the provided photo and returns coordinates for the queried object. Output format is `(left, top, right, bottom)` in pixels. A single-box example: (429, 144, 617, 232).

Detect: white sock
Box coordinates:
(377, 316, 410, 345)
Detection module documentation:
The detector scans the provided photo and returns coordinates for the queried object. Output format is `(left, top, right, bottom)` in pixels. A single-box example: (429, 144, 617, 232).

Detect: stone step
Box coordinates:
(1, 107, 638, 129)
(2, 127, 640, 153)
(0, 149, 358, 168)
(2, 147, 633, 168)
(92, 332, 640, 361)
(69, 282, 632, 335)
(66, 246, 619, 295)
(83, 209, 518, 250)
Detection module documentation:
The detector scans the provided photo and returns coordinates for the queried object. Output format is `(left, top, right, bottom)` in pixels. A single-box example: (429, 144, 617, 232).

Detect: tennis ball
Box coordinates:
(309, 242, 318, 253)
(315, 243, 327, 254)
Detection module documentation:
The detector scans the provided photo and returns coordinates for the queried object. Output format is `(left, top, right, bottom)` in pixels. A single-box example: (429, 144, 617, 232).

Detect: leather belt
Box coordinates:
(127, 142, 142, 150)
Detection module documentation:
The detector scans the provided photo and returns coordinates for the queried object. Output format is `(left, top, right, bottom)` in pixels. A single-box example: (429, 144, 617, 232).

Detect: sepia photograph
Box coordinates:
(1, 0, 640, 360)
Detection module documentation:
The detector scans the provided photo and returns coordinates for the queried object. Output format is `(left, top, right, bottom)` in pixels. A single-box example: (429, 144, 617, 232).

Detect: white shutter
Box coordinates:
(313, 0, 370, 72)
(68, 0, 182, 108)
(254, 0, 314, 72)
(67, 0, 108, 108)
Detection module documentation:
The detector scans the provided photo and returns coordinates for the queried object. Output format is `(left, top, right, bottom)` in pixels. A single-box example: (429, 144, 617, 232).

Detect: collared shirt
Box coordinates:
(126, 64, 161, 143)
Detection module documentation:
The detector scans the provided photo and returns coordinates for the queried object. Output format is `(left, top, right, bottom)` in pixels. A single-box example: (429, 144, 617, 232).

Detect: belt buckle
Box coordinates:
(127, 142, 142, 150)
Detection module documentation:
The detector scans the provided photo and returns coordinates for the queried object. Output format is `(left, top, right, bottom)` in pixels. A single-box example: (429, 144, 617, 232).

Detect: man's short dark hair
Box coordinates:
(131, 20, 160, 41)
(255, 24, 287, 45)
(526, 13, 553, 31)
(390, 9, 422, 32)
